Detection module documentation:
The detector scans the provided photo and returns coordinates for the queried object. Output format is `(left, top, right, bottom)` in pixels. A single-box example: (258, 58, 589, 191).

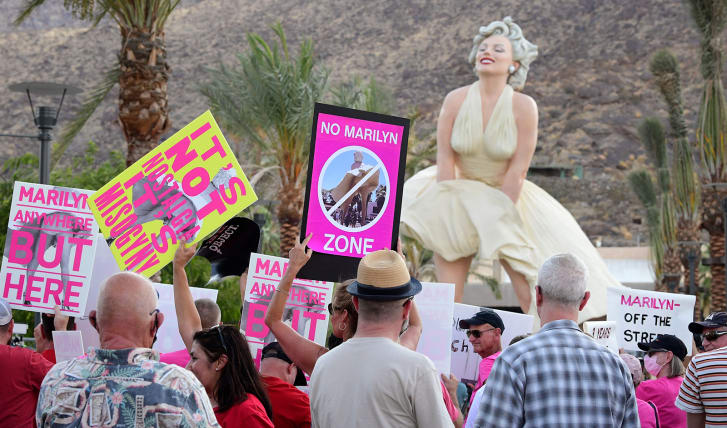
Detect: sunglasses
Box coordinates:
(210, 325, 229, 354)
(702, 330, 727, 341)
(466, 327, 496, 338)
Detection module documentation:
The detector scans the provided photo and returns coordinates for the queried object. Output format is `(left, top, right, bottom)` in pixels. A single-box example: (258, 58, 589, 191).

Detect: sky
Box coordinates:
(320, 148, 388, 191)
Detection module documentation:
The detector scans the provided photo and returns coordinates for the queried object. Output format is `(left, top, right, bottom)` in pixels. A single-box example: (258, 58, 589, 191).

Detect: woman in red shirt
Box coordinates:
(189, 326, 274, 427)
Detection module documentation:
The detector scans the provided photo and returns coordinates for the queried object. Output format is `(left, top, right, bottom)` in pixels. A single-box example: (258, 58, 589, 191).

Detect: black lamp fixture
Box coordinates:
(2, 81, 81, 184)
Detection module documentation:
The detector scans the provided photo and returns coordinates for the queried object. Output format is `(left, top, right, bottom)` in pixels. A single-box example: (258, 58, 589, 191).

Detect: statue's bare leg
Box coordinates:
(500, 259, 531, 313)
(434, 253, 473, 303)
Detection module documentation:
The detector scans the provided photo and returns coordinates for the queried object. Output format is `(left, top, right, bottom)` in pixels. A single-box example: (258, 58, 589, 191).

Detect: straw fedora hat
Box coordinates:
(346, 250, 422, 301)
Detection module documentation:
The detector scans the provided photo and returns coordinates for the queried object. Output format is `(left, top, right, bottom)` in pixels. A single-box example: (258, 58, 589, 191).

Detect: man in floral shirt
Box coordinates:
(37, 272, 219, 427)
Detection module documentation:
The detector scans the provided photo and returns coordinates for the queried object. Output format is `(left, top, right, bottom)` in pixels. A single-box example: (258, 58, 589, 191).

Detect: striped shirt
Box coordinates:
(474, 319, 640, 427)
(675, 346, 727, 426)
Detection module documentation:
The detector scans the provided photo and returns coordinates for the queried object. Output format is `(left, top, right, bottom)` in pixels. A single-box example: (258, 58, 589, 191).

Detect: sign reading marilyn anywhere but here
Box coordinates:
(88, 111, 257, 277)
(607, 286, 695, 355)
(298, 104, 410, 282)
(240, 253, 334, 369)
(451, 303, 534, 383)
(0, 182, 99, 316)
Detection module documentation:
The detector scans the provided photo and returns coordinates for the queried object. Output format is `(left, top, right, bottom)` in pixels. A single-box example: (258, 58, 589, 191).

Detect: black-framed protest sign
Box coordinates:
(298, 103, 410, 282)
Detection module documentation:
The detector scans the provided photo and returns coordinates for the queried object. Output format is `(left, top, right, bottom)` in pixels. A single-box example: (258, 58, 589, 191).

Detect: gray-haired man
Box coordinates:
(475, 254, 639, 427)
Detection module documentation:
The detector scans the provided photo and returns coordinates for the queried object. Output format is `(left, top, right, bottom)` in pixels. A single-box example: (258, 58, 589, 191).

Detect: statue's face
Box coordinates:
(475, 35, 514, 77)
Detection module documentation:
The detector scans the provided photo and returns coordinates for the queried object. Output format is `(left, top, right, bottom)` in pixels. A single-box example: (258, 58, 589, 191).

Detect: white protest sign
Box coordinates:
(414, 282, 454, 375)
(77, 235, 122, 353)
(451, 303, 534, 383)
(52, 330, 84, 362)
(240, 253, 334, 369)
(583, 320, 619, 354)
(152, 283, 219, 354)
(14, 323, 28, 335)
(607, 286, 695, 355)
(1, 182, 100, 316)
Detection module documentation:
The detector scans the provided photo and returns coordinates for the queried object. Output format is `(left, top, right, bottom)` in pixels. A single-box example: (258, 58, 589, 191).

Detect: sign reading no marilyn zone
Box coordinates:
(299, 104, 410, 281)
(0, 182, 99, 316)
(607, 287, 695, 355)
(88, 111, 257, 277)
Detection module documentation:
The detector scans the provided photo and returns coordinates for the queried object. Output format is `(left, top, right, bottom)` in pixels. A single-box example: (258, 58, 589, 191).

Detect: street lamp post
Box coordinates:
(2, 81, 80, 328)
(4, 81, 81, 184)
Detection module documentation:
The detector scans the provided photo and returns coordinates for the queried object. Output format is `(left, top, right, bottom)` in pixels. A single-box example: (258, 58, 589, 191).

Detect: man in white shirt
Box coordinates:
(310, 250, 453, 428)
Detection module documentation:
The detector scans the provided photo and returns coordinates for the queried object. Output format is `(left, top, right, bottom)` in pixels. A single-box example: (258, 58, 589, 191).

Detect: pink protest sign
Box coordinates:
(240, 253, 334, 369)
(299, 104, 409, 281)
(0, 182, 99, 316)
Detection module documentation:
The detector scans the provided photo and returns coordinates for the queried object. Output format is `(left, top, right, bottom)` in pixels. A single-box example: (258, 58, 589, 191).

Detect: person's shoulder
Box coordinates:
(512, 91, 537, 119)
(442, 85, 471, 111)
(692, 347, 727, 365)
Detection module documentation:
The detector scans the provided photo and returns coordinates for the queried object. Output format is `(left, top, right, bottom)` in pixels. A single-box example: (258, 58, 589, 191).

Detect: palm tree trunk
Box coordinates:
(710, 232, 726, 312)
(119, 27, 171, 166)
(278, 181, 304, 255)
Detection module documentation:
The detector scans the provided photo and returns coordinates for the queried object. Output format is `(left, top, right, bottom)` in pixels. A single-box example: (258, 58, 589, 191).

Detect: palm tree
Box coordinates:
(15, 0, 179, 166)
(686, 0, 727, 311)
(629, 118, 683, 291)
(200, 23, 328, 255)
(650, 49, 702, 316)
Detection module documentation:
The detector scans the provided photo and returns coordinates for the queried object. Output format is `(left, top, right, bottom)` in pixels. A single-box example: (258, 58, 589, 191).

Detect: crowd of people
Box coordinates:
(1, 234, 726, 428)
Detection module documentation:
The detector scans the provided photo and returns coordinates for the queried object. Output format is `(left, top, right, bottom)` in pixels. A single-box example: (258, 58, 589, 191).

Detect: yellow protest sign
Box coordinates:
(88, 111, 257, 277)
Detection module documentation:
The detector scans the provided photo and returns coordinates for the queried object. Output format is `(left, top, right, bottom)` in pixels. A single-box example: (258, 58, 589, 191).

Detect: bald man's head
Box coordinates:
(195, 298, 221, 329)
(93, 272, 162, 349)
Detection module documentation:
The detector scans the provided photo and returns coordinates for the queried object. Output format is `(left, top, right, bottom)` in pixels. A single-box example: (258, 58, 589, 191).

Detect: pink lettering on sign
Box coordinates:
(620, 294, 678, 310)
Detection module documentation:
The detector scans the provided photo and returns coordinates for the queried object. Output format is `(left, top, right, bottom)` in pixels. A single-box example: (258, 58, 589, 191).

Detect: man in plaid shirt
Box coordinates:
(473, 254, 639, 427)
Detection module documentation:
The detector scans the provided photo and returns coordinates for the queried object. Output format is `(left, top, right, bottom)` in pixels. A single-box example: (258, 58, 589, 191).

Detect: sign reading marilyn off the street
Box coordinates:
(88, 111, 257, 277)
(607, 287, 695, 355)
(0, 182, 99, 316)
(299, 104, 410, 281)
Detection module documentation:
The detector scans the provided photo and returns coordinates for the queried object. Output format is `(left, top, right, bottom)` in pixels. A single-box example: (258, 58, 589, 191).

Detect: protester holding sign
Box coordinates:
(636, 334, 687, 428)
(263, 235, 422, 375)
(310, 249, 452, 427)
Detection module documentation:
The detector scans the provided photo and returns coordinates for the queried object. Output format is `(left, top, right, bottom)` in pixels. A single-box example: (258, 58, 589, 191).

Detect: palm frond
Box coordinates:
(50, 64, 121, 169)
(13, 0, 47, 25)
(199, 23, 328, 188)
(650, 49, 688, 139)
(629, 170, 659, 208)
(697, 78, 727, 181)
(637, 118, 670, 192)
(672, 136, 701, 222)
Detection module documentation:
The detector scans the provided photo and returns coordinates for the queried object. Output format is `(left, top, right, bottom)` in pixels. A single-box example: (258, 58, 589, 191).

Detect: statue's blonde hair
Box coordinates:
(468, 17, 538, 90)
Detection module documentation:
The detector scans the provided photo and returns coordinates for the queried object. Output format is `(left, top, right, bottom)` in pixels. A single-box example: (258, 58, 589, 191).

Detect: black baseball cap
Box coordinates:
(688, 312, 727, 334)
(459, 308, 505, 332)
(638, 334, 688, 361)
(261, 342, 307, 386)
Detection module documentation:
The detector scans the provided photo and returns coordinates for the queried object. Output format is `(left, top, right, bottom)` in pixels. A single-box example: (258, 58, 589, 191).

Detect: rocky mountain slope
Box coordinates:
(0, 0, 717, 246)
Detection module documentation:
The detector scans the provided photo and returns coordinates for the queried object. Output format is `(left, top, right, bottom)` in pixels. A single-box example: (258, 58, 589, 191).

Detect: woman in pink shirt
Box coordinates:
(620, 353, 659, 428)
(636, 334, 688, 428)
